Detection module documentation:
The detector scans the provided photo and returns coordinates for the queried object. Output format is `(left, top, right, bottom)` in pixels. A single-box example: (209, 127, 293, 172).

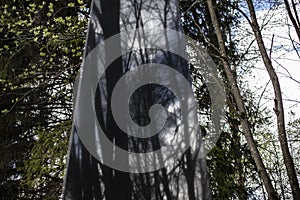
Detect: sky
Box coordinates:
(233, 3, 299, 197)
(236, 2, 300, 124)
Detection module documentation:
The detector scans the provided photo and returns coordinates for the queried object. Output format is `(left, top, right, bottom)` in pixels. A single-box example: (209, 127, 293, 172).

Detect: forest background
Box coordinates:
(0, 0, 300, 199)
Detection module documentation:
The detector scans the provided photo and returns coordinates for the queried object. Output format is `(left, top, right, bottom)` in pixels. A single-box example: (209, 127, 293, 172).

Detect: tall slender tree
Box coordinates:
(206, 0, 280, 199)
(244, 0, 300, 198)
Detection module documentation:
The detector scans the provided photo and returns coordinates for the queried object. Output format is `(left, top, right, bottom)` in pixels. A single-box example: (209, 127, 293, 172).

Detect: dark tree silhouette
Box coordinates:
(63, 0, 211, 199)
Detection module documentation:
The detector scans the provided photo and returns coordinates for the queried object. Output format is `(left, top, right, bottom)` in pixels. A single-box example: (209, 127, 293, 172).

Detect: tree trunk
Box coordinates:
(206, 0, 279, 199)
(283, 0, 300, 42)
(245, 0, 300, 198)
(100, 0, 132, 198)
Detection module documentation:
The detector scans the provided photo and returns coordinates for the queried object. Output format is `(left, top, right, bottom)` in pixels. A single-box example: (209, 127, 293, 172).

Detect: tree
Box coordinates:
(0, 0, 88, 198)
(283, 0, 300, 42)
(206, 0, 280, 199)
(244, 0, 300, 198)
(63, 0, 212, 199)
(180, 0, 271, 198)
(1, 0, 299, 199)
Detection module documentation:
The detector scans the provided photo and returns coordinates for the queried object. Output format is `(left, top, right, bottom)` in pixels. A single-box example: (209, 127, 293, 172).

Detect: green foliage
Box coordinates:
(1, 0, 297, 199)
(0, 0, 89, 198)
(287, 117, 300, 175)
(21, 120, 71, 199)
(181, 0, 255, 198)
